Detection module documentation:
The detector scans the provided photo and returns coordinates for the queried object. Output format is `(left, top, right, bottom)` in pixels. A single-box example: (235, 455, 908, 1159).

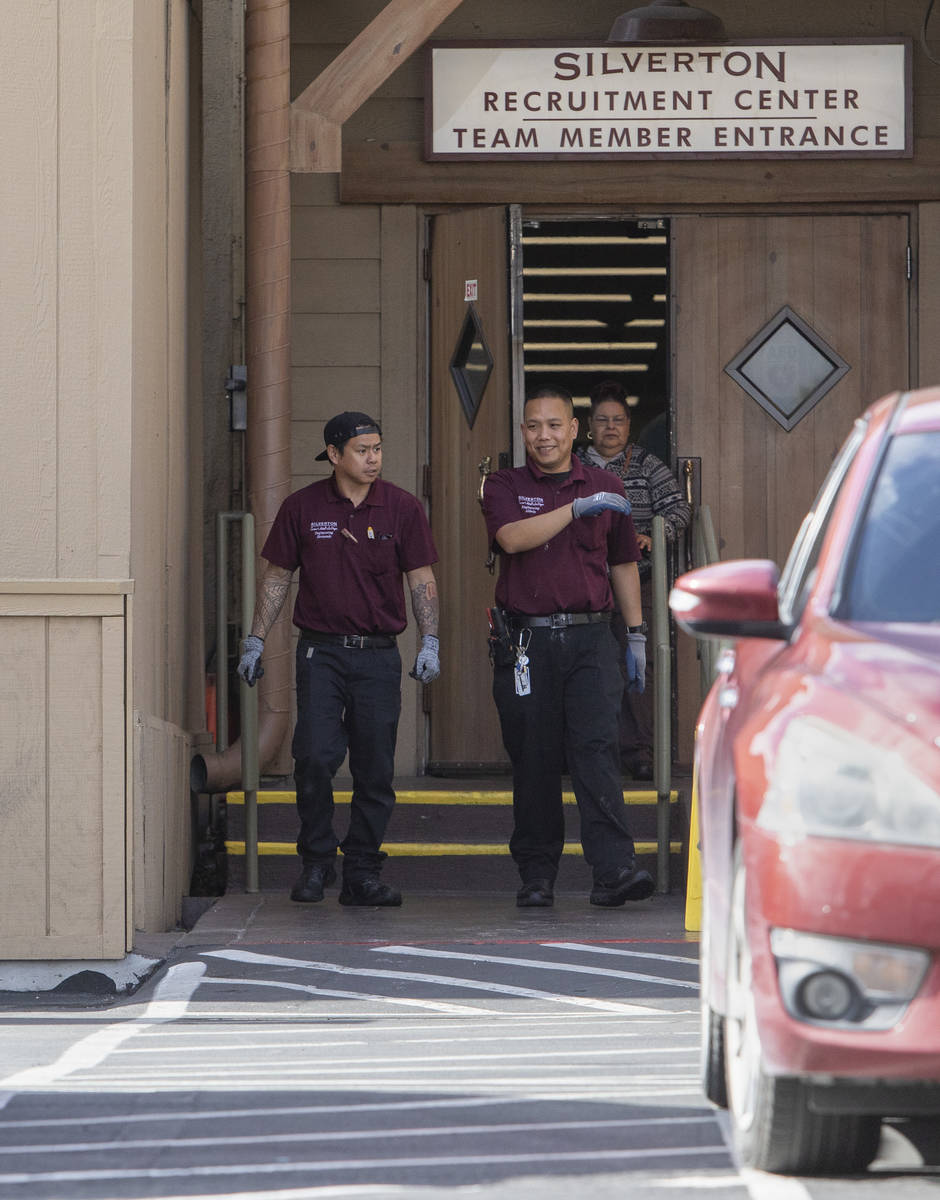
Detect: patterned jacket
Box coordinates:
(577, 444, 691, 573)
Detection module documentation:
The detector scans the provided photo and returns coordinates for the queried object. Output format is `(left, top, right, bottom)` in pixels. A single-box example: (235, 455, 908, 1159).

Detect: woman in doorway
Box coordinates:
(576, 380, 691, 780)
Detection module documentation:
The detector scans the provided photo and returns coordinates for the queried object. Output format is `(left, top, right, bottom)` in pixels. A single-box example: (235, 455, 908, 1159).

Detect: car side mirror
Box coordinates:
(669, 559, 789, 641)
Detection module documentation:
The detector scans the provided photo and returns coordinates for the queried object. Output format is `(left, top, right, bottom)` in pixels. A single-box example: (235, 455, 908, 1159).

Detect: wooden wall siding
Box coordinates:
(293, 0, 940, 45)
(0, 591, 130, 959)
(291, 177, 383, 487)
(290, 177, 420, 495)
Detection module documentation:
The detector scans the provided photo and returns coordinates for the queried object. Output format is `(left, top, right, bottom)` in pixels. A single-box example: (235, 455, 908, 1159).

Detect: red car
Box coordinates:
(670, 386, 940, 1174)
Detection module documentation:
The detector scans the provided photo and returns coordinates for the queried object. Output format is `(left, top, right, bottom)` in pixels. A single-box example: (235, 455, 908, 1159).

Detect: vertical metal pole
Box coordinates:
(508, 204, 527, 466)
(651, 516, 672, 893)
(215, 513, 230, 753)
(240, 512, 260, 893)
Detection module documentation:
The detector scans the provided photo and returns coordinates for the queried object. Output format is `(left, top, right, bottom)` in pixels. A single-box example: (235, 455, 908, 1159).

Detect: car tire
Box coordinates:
(699, 886, 728, 1108)
(702, 1003, 728, 1108)
(724, 844, 882, 1174)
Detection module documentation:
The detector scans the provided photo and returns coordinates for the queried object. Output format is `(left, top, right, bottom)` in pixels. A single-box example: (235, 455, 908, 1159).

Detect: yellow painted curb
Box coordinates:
(225, 840, 681, 857)
(227, 789, 678, 807)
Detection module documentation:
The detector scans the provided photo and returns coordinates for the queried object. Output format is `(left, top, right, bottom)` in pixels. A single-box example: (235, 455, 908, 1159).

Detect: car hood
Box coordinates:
(801, 617, 940, 748)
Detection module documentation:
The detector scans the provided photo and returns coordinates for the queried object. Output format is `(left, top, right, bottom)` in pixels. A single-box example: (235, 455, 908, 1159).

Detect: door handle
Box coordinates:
(477, 455, 492, 506)
(478, 456, 496, 574)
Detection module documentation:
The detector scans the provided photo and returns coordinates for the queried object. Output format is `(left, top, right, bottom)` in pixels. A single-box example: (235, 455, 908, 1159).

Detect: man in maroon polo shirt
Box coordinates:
(481, 386, 654, 908)
(236, 412, 440, 907)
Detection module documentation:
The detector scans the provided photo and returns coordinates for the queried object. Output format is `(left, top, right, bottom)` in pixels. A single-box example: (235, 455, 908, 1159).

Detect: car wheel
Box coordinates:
(699, 887, 728, 1108)
(724, 845, 882, 1174)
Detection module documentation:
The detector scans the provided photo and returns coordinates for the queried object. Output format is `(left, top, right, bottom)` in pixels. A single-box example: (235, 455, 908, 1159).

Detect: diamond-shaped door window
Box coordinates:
(450, 304, 494, 429)
(724, 306, 850, 432)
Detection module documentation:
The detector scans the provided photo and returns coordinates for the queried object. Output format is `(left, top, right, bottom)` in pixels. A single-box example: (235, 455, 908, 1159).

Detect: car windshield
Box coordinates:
(841, 430, 940, 623)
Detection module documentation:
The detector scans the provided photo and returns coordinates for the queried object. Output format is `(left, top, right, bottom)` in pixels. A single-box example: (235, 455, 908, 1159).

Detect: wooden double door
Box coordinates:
(427, 209, 911, 770)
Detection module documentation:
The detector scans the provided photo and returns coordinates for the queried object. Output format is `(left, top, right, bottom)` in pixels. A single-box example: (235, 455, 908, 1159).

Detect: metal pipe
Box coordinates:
(215, 512, 239, 754)
(650, 515, 672, 893)
(239, 512, 259, 892)
(192, 0, 292, 795)
(691, 504, 720, 691)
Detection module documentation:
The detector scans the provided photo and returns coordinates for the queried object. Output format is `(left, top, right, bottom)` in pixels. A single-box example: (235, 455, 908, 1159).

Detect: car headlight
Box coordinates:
(758, 717, 940, 848)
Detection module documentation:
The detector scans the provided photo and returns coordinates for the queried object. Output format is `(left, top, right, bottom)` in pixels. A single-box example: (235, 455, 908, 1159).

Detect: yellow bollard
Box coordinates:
(685, 767, 702, 932)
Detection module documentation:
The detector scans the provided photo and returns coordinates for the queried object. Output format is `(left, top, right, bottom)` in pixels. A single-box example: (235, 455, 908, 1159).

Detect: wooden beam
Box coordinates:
(291, 0, 465, 173)
(341, 138, 940, 206)
(290, 108, 342, 174)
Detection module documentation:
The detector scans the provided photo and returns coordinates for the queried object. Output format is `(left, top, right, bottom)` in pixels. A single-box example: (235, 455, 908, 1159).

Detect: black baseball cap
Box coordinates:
(315, 411, 382, 461)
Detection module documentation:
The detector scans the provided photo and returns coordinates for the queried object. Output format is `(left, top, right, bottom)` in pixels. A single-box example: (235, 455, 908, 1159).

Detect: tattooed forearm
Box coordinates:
(251, 564, 293, 639)
(410, 579, 439, 639)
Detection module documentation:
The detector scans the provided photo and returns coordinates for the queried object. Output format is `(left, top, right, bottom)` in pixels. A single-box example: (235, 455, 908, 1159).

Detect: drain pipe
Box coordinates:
(193, 0, 292, 793)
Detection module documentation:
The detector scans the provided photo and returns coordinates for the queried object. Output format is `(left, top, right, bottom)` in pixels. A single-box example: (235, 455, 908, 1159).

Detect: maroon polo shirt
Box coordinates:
(261, 476, 438, 635)
(482, 455, 640, 615)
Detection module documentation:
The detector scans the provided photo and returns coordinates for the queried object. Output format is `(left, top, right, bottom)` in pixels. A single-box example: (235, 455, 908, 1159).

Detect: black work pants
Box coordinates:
(292, 638, 401, 880)
(492, 621, 638, 885)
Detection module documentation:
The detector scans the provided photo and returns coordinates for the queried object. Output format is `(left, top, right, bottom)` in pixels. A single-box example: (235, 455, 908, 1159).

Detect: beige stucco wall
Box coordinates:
(0, 0, 199, 954)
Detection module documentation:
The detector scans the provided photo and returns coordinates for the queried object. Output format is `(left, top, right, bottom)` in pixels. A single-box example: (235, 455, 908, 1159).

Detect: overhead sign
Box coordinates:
(426, 40, 911, 160)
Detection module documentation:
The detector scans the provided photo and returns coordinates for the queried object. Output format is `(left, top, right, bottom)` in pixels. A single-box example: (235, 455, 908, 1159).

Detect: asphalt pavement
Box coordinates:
(0, 883, 696, 1003)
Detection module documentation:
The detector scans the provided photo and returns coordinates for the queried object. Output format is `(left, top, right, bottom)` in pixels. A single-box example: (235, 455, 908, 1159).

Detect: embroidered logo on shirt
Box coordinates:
(310, 521, 338, 539)
(518, 495, 545, 515)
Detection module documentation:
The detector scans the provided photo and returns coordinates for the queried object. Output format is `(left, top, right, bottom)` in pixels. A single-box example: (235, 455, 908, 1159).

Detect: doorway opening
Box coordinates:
(517, 216, 672, 460)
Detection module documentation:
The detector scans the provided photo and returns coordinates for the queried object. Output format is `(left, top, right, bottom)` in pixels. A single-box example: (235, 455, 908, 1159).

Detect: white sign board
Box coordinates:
(427, 40, 910, 160)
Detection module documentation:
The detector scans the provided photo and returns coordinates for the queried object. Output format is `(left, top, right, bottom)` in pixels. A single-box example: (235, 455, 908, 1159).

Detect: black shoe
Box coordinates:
(590, 864, 655, 907)
(339, 876, 402, 907)
(290, 861, 337, 903)
(516, 878, 554, 907)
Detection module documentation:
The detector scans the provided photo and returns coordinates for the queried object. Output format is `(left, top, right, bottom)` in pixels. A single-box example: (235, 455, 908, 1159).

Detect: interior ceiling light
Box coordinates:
(524, 341, 658, 351)
(524, 363, 650, 372)
(523, 236, 668, 245)
(524, 267, 667, 276)
(523, 293, 635, 302)
(608, 0, 727, 44)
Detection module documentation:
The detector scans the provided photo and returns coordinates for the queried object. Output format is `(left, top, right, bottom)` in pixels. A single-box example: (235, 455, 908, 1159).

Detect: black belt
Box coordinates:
(508, 611, 611, 629)
(300, 630, 397, 649)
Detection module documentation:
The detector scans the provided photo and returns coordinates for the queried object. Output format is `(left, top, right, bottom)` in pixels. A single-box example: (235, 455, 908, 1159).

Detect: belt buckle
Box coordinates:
(343, 634, 365, 649)
(549, 613, 569, 629)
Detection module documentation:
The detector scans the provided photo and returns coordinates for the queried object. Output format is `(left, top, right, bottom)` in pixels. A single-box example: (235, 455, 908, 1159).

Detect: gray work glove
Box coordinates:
(625, 632, 647, 694)
(236, 635, 265, 686)
(571, 491, 632, 519)
(411, 634, 440, 683)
